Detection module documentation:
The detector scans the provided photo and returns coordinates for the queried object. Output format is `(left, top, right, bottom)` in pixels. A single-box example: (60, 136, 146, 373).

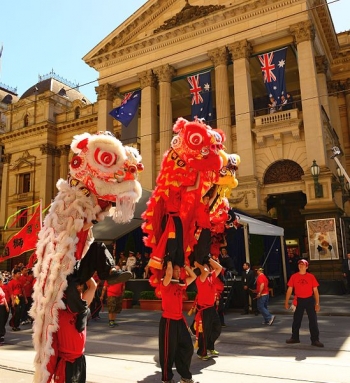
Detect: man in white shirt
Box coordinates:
(126, 251, 137, 276)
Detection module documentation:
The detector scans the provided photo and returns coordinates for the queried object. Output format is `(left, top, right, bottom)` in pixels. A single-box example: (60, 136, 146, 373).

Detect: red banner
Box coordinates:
(0, 204, 42, 262)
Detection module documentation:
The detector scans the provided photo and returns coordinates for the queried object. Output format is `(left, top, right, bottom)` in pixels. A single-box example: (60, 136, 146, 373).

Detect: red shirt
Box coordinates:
(7, 278, 24, 296)
(256, 273, 269, 295)
(19, 274, 34, 297)
(104, 281, 124, 297)
(196, 271, 217, 306)
(287, 272, 319, 298)
(195, 201, 211, 229)
(161, 282, 186, 320)
(165, 187, 181, 213)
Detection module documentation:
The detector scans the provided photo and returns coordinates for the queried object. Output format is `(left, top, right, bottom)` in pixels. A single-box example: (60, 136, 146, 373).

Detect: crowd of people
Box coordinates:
(0, 250, 328, 383)
(0, 263, 35, 343)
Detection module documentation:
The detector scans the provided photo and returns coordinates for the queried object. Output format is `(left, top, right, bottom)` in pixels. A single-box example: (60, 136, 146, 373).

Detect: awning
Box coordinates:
(235, 213, 284, 236)
(92, 188, 151, 242)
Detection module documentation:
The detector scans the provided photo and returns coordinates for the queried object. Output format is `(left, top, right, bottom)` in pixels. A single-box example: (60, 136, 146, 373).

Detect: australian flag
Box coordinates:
(258, 47, 287, 102)
(109, 90, 141, 127)
(187, 71, 213, 121)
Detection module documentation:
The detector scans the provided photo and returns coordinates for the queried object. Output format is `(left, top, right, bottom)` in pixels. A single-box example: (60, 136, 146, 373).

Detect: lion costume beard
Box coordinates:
(30, 132, 143, 383)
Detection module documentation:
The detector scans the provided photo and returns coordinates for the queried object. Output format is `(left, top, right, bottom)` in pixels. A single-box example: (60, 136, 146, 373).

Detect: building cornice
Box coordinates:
(86, 0, 305, 71)
(0, 124, 57, 143)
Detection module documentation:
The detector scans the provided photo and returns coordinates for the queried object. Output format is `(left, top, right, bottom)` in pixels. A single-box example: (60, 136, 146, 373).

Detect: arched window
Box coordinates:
(74, 107, 80, 119)
(264, 160, 304, 184)
(24, 114, 29, 127)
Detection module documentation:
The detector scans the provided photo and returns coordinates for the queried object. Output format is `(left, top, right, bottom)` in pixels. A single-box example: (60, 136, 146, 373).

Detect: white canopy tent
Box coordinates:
(235, 213, 287, 285)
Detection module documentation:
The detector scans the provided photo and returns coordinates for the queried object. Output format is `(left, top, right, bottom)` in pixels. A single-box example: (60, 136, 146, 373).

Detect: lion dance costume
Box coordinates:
(30, 131, 143, 383)
(142, 117, 240, 293)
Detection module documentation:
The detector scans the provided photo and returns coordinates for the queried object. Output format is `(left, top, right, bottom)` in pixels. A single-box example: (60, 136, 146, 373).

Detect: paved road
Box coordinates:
(1, 294, 350, 383)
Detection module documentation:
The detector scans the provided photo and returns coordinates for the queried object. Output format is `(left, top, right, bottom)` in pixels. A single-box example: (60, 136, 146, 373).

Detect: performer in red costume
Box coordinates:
(159, 260, 197, 383)
(193, 257, 222, 360)
(46, 276, 97, 383)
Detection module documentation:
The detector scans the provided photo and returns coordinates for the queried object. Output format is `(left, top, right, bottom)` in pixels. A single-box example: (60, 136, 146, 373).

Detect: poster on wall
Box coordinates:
(306, 218, 339, 261)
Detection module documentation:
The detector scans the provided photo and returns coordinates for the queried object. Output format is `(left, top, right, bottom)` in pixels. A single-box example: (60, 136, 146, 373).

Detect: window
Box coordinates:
(19, 172, 31, 193)
(17, 206, 28, 227)
(24, 114, 29, 127)
(74, 107, 80, 119)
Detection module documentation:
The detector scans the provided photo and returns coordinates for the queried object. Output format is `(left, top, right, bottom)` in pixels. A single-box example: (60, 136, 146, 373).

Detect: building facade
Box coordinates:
(1, 0, 350, 281)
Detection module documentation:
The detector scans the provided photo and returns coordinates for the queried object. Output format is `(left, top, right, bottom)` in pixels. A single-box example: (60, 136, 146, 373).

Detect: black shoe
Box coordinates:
(254, 311, 259, 316)
(311, 340, 324, 348)
(0, 337, 4, 343)
(12, 327, 21, 332)
(241, 311, 249, 315)
(107, 270, 132, 285)
(286, 338, 300, 344)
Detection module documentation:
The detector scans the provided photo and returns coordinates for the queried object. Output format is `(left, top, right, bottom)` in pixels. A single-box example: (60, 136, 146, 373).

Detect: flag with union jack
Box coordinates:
(109, 90, 141, 127)
(258, 47, 288, 102)
(187, 71, 213, 121)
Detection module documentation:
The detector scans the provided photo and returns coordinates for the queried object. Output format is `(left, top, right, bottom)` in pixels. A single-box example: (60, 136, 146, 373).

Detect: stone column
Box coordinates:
(327, 80, 343, 146)
(0, 154, 11, 226)
(59, 145, 70, 180)
(345, 79, 350, 135)
(227, 40, 255, 176)
(138, 70, 158, 190)
(153, 64, 176, 158)
(95, 83, 116, 133)
(208, 47, 232, 152)
(290, 21, 326, 167)
(315, 55, 330, 117)
(39, 144, 56, 207)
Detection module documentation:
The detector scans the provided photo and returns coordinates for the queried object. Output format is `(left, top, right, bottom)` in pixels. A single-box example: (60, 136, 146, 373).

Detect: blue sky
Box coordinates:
(0, 0, 347, 103)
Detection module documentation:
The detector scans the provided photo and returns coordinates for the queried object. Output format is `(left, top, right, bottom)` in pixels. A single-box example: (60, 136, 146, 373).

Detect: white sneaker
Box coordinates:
(268, 315, 276, 326)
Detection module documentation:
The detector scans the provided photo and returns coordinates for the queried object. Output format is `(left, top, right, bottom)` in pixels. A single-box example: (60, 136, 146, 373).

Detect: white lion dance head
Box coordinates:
(30, 131, 143, 383)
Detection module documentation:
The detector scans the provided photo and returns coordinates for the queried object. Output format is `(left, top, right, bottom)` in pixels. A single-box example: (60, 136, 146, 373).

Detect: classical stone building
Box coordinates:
(1, 0, 350, 283)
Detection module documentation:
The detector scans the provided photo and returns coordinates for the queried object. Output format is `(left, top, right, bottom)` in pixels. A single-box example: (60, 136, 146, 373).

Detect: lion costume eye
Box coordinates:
(188, 132, 203, 147)
(213, 131, 223, 143)
(94, 148, 117, 167)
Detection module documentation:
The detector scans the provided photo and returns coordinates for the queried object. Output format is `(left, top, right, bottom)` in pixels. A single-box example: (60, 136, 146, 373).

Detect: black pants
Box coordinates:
(197, 305, 222, 357)
(21, 296, 33, 322)
(291, 296, 320, 342)
(243, 289, 257, 313)
(345, 272, 350, 293)
(189, 227, 211, 266)
(159, 317, 193, 382)
(162, 215, 184, 267)
(65, 354, 86, 383)
(76, 242, 115, 284)
(10, 296, 25, 328)
(0, 305, 9, 338)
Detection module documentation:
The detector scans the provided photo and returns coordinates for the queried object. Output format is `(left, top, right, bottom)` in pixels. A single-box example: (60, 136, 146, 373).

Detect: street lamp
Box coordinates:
(310, 160, 323, 198)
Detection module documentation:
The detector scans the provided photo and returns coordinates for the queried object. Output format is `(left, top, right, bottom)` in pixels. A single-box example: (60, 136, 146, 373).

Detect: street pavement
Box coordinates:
(1, 294, 350, 383)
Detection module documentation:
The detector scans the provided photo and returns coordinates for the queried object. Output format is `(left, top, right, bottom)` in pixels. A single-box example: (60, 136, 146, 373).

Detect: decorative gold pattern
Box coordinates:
(95, 83, 116, 101)
(227, 40, 252, 60)
(315, 55, 328, 74)
(290, 20, 315, 45)
(264, 160, 304, 185)
(39, 144, 58, 156)
(208, 47, 229, 67)
(138, 70, 158, 89)
(230, 190, 256, 208)
(153, 64, 176, 83)
(154, 0, 225, 33)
